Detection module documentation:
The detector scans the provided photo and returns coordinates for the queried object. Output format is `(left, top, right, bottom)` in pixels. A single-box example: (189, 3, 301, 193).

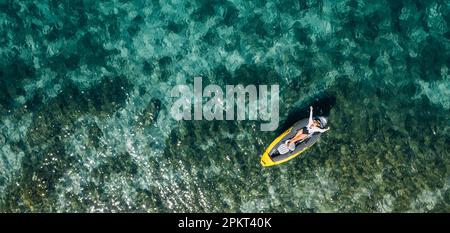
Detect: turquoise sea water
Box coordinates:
(0, 0, 449, 212)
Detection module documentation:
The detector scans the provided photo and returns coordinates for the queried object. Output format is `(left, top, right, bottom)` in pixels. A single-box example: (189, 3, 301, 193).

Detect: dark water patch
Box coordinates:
(241, 13, 268, 38)
(79, 32, 119, 68)
(166, 20, 186, 34)
(387, 1, 404, 32)
(47, 53, 81, 73)
(202, 29, 220, 46)
(142, 61, 155, 76)
(418, 36, 449, 82)
(44, 1, 89, 41)
(230, 64, 282, 86)
(158, 56, 172, 67)
(223, 34, 241, 52)
(0, 56, 36, 109)
(139, 98, 161, 128)
(128, 15, 144, 36)
(222, 3, 239, 27)
(191, 0, 216, 23)
(292, 22, 314, 46)
(157, 56, 174, 82)
(213, 65, 233, 81)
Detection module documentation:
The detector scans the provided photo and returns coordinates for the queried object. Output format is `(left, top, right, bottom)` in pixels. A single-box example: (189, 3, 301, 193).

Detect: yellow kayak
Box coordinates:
(260, 117, 328, 167)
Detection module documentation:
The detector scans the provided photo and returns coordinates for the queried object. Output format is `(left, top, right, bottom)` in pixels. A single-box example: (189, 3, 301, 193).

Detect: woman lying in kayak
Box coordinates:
(285, 106, 330, 151)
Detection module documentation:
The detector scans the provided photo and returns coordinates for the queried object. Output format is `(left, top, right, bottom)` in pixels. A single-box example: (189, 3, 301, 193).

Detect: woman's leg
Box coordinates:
(288, 133, 308, 147)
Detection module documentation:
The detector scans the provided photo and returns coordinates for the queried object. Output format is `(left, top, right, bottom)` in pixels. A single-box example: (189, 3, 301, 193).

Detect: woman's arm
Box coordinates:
(311, 127, 330, 133)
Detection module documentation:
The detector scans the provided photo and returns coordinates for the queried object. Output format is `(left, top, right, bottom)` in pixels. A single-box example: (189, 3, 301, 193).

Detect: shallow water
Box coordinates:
(0, 0, 449, 212)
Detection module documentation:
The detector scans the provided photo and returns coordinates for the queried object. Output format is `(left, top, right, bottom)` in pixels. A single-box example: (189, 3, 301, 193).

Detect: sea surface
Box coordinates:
(0, 0, 449, 212)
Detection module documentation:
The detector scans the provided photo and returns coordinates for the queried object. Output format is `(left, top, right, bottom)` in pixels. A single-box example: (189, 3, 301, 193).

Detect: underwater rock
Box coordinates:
(94, 152, 138, 177)
(140, 98, 161, 127)
(0, 133, 5, 145)
(87, 122, 103, 149)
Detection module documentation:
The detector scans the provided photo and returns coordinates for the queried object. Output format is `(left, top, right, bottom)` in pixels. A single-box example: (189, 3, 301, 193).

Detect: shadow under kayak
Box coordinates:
(260, 117, 328, 167)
